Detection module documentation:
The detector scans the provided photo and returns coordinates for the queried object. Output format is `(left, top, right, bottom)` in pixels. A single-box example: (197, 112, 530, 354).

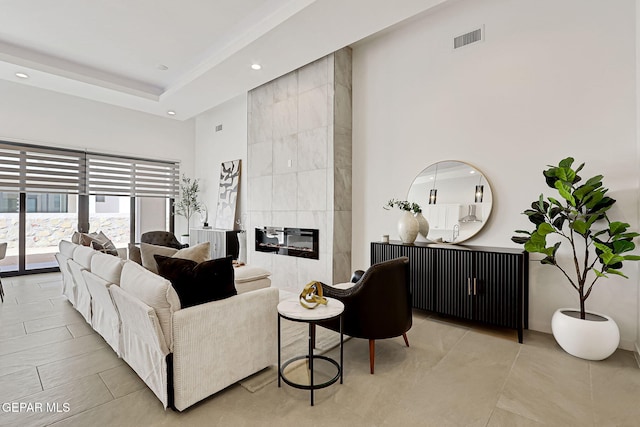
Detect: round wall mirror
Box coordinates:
(407, 160, 493, 244)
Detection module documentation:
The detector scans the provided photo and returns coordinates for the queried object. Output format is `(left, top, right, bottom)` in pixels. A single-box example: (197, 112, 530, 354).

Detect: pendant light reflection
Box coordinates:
(429, 164, 438, 204)
(475, 185, 484, 203)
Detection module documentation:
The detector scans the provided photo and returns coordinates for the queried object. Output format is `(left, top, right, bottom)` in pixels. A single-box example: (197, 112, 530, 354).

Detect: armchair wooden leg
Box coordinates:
(402, 333, 409, 347)
(369, 339, 375, 374)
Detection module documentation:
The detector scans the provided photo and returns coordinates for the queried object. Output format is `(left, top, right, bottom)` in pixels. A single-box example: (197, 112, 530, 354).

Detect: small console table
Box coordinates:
(277, 297, 344, 406)
(371, 241, 529, 343)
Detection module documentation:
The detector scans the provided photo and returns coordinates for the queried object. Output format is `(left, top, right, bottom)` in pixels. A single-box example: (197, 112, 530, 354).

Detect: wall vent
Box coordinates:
(454, 27, 483, 49)
(215, 124, 223, 132)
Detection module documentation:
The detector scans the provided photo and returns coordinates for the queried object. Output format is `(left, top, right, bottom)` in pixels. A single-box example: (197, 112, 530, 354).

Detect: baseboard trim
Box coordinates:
(634, 342, 640, 369)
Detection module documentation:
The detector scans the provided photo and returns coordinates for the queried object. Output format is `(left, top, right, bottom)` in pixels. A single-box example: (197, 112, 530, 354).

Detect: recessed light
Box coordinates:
(15, 72, 29, 79)
(167, 110, 176, 116)
(469, 170, 476, 174)
(157, 64, 169, 71)
(251, 63, 262, 70)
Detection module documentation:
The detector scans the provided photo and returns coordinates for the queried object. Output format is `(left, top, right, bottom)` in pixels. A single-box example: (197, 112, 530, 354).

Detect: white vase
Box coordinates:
(180, 235, 189, 245)
(551, 308, 620, 361)
(397, 211, 419, 244)
(237, 232, 247, 264)
(415, 212, 429, 238)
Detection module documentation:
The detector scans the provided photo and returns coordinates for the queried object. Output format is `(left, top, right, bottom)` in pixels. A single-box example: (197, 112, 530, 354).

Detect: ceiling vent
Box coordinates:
(215, 124, 223, 132)
(454, 26, 483, 50)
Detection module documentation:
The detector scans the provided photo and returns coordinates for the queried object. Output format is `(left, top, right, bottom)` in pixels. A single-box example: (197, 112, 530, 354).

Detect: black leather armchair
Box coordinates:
(141, 231, 188, 249)
(319, 257, 412, 374)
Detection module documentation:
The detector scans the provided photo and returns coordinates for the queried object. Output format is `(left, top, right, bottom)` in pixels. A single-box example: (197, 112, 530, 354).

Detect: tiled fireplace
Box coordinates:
(247, 47, 352, 291)
(255, 227, 319, 259)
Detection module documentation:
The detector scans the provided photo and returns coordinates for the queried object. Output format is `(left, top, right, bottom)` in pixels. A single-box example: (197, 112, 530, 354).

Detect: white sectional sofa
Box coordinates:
(55, 240, 278, 411)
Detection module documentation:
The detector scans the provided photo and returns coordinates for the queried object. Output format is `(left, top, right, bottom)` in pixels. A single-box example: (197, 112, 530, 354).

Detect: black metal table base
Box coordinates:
(278, 314, 343, 406)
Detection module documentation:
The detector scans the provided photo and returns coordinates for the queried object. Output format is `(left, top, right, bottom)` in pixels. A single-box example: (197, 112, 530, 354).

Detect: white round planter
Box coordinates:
(414, 212, 430, 239)
(551, 308, 620, 361)
(397, 211, 419, 244)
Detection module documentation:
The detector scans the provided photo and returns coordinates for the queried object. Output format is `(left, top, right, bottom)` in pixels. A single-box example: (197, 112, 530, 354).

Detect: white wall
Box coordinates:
(194, 94, 248, 231)
(0, 79, 196, 233)
(352, 0, 639, 348)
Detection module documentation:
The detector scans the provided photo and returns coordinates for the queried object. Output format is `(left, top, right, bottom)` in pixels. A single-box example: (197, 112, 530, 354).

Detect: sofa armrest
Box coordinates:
(171, 287, 279, 411)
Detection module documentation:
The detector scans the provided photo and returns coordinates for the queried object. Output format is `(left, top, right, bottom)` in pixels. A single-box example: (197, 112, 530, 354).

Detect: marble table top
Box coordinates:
(277, 296, 344, 321)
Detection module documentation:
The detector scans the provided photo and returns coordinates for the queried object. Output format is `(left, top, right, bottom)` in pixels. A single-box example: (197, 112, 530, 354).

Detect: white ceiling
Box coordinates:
(0, 0, 449, 120)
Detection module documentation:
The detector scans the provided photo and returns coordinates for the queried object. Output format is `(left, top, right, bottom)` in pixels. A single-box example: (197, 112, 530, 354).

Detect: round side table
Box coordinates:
(277, 296, 344, 406)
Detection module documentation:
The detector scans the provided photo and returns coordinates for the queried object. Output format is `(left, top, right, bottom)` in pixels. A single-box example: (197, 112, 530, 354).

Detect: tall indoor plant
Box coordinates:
(512, 157, 640, 359)
(174, 175, 203, 240)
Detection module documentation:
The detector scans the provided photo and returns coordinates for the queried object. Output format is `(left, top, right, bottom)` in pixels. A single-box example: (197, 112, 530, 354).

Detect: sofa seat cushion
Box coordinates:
(154, 255, 237, 308)
(234, 265, 271, 283)
(120, 261, 181, 351)
(140, 242, 210, 274)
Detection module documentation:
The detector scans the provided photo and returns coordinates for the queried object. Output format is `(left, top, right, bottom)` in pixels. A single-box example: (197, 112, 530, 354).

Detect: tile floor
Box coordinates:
(1, 273, 640, 426)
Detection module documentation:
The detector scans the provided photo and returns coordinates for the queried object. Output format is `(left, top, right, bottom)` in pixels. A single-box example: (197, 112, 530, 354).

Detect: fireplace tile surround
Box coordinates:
(247, 48, 352, 292)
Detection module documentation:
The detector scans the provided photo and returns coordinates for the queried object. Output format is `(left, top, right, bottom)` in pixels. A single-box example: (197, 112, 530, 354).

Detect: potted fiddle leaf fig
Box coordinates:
(512, 157, 640, 360)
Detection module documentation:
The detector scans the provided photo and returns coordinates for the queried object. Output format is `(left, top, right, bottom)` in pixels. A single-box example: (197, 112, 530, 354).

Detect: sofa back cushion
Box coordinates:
(59, 240, 78, 259)
(154, 255, 237, 308)
(120, 261, 181, 351)
(91, 251, 124, 285)
(73, 245, 96, 269)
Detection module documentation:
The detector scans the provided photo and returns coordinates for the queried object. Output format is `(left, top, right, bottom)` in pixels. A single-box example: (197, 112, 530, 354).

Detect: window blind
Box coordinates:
(0, 141, 179, 198)
(86, 153, 179, 198)
(0, 142, 86, 194)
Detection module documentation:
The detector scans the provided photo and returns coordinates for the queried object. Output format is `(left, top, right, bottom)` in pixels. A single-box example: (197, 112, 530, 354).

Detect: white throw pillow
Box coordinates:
(172, 242, 210, 264)
(140, 242, 210, 274)
(140, 243, 178, 274)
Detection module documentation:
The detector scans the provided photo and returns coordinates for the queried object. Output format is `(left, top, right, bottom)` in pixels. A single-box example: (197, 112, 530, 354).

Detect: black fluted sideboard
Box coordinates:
(371, 241, 529, 343)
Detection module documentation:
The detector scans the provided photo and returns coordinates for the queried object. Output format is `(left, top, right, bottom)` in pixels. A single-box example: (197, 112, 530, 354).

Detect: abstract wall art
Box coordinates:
(214, 159, 241, 230)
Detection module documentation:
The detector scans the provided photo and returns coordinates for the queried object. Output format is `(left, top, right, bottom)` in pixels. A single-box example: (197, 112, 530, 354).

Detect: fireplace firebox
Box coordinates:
(255, 227, 319, 259)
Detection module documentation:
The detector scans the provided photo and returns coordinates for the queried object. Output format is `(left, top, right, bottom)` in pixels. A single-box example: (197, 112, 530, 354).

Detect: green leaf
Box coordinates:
(583, 175, 603, 188)
(609, 221, 629, 236)
(603, 268, 628, 279)
(554, 181, 576, 206)
(571, 220, 588, 236)
(537, 223, 555, 236)
(514, 230, 531, 235)
(612, 240, 635, 254)
(593, 269, 607, 278)
(541, 256, 556, 265)
(623, 255, 640, 261)
(559, 157, 574, 168)
(548, 197, 563, 207)
(552, 216, 566, 230)
(511, 236, 530, 245)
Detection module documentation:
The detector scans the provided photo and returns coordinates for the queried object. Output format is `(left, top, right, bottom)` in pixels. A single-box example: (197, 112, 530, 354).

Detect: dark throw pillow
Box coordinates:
(91, 240, 119, 256)
(154, 255, 237, 308)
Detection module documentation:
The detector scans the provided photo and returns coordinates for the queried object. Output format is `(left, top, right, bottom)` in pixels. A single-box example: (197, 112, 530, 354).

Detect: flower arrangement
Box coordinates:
(384, 199, 421, 213)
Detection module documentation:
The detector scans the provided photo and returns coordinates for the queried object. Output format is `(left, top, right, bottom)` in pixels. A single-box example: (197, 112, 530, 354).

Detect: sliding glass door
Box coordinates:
(0, 192, 19, 272)
(0, 140, 179, 276)
(25, 193, 78, 270)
